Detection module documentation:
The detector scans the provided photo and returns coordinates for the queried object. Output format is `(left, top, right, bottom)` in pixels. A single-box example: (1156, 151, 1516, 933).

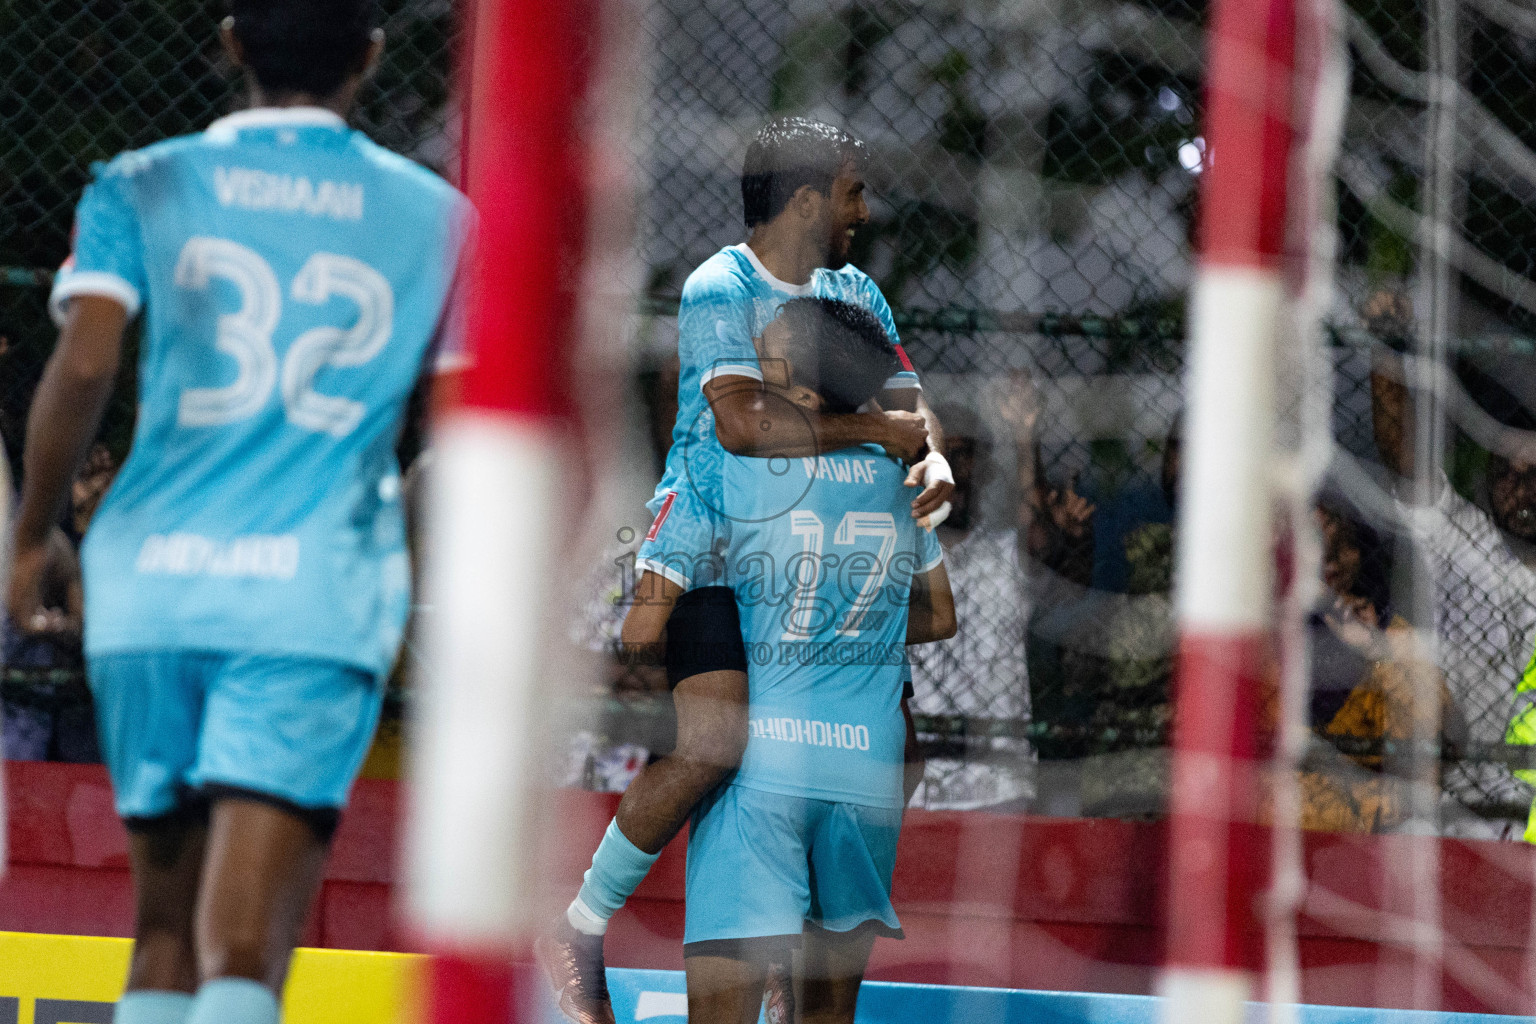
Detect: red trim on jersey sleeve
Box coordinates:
(646, 491, 678, 542)
(894, 345, 915, 373)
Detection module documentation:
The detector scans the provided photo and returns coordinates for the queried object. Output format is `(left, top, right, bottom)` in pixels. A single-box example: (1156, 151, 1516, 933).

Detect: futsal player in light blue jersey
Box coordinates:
(543, 120, 951, 1024)
(5, 4, 469, 1024)
(685, 297, 955, 1024)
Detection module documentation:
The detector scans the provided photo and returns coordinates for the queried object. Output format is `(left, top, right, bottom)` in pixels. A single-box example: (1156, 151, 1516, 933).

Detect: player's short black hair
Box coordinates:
(774, 297, 898, 415)
(741, 118, 868, 229)
(229, 0, 378, 99)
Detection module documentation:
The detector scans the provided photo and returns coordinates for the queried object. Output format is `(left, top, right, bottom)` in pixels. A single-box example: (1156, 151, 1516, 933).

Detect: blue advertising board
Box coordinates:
(587, 968, 1533, 1024)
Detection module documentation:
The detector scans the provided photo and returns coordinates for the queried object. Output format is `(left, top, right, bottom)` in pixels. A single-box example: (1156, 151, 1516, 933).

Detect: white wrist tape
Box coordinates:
(922, 450, 954, 487)
(920, 500, 952, 531)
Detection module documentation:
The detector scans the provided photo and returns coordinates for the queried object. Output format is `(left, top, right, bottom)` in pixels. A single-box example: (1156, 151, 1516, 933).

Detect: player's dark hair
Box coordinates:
(741, 118, 868, 229)
(229, 0, 378, 100)
(775, 298, 898, 415)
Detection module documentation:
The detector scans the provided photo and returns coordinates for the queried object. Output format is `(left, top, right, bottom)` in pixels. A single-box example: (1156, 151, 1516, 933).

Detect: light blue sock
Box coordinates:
(186, 978, 279, 1024)
(574, 819, 660, 924)
(115, 991, 194, 1024)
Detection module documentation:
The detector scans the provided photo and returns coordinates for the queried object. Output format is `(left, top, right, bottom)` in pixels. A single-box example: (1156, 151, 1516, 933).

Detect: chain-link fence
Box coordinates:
(7, 0, 1536, 836)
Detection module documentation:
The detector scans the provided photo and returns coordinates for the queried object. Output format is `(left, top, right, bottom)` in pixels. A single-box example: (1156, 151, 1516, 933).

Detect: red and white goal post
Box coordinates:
(402, 0, 611, 1019)
(1161, 0, 1341, 1015)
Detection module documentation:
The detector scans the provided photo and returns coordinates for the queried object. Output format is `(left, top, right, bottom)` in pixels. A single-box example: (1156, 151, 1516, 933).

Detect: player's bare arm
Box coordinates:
(706, 372, 928, 461)
(882, 382, 945, 449)
(901, 563, 954, 804)
(620, 568, 682, 657)
(877, 384, 933, 434)
(899, 560, 952, 808)
(7, 294, 126, 629)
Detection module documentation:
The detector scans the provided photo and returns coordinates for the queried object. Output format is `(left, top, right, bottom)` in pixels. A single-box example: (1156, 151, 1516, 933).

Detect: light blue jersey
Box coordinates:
(722, 446, 943, 809)
(637, 243, 918, 589)
(51, 107, 470, 678)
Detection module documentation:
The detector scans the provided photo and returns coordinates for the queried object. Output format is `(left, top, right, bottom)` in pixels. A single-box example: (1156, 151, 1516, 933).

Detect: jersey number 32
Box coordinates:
(173, 235, 393, 437)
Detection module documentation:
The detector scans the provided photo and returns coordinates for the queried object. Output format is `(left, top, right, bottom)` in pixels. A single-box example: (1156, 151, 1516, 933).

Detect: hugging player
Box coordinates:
(685, 296, 956, 1024)
(540, 117, 953, 1023)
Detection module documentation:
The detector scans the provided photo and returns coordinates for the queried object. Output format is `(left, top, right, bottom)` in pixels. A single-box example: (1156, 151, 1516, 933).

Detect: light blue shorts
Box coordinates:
(88, 651, 383, 826)
(635, 485, 729, 591)
(683, 784, 903, 952)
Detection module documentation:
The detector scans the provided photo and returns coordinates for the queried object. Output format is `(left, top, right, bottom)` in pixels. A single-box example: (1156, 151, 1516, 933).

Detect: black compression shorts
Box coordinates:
(665, 586, 748, 689)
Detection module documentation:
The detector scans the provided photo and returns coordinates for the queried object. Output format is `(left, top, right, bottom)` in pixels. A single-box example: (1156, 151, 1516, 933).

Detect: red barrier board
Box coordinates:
(3, 762, 1531, 1014)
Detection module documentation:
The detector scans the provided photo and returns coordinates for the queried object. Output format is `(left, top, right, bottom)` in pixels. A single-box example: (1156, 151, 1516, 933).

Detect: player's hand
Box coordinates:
(879, 410, 929, 463)
(906, 451, 955, 526)
(6, 536, 54, 635)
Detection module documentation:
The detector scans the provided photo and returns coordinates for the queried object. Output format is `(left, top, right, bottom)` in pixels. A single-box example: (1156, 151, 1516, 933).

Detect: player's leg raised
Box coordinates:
(543, 584, 749, 1023)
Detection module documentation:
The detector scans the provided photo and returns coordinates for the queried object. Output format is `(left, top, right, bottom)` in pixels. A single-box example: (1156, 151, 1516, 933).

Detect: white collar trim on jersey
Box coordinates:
(206, 106, 348, 138)
(732, 243, 814, 296)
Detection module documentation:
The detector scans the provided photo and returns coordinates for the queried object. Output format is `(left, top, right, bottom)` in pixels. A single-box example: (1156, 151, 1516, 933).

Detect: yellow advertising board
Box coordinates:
(0, 932, 420, 1024)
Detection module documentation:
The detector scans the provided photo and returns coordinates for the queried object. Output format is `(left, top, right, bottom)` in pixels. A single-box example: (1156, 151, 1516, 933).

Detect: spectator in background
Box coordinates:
(1308, 501, 1393, 728)
(1, 528, 82, 670)
(1076, 438, 1175, 595)
(907, 399, 1033, 810)
(7, 444, 117, 657)
(1023, 412, 1180, 817)
(69, 443, 117, 543)
(0, 328, 21, 482)
(1119, 422, 1179, 596)
(638, 353, 680, 479)
(1025, 414, 1098, 592)
(563, 358, 685, 793)
(1028, 412, 1174, 786)
(1366, 288, 1536, 837)
(2, 446, 114, 763)
(1288, 501, 1457, 832)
